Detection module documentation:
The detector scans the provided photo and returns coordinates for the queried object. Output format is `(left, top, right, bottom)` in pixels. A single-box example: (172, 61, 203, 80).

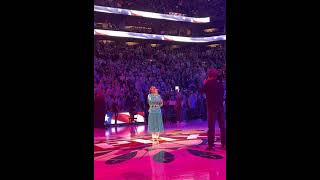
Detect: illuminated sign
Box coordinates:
(94, 29, 226, 43)
(105, 112, 145, 125)
(94, 5, 210, 23)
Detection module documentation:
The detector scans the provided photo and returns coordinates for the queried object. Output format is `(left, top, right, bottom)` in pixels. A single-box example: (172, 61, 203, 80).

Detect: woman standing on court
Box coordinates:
(148, 86, 164, 141)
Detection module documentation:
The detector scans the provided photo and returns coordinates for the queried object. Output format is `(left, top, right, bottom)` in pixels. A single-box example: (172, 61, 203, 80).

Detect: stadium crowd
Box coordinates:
(94, 41, 225, 122)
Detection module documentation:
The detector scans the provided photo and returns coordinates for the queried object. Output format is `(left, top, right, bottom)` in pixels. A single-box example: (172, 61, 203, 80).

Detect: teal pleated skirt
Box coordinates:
(148, 112, 164, 133)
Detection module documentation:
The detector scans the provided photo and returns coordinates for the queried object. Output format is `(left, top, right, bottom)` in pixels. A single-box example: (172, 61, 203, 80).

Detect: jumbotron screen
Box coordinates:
(104, 112, 145, 125)
(94, 29, 226, 43)
(94, 5, 210, 23)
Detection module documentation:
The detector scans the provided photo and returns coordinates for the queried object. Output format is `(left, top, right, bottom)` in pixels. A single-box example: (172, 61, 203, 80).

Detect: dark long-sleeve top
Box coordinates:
(200, 79, 224, 111)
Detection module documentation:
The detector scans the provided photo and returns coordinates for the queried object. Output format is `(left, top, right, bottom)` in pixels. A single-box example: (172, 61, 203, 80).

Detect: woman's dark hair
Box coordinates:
(149, 86, 156, 93)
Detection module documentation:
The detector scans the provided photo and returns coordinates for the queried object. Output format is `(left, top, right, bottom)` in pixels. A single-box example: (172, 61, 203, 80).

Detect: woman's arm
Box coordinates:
(148, 94, 153, 106)
(160, 98, 163, 107)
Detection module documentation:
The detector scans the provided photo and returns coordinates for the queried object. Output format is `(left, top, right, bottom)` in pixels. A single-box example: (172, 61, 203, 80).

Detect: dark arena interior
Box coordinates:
(94, 0, 226, 179)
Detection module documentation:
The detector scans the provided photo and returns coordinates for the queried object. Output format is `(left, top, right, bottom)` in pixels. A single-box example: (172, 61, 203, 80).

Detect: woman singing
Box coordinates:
(148, 86, 164, 141)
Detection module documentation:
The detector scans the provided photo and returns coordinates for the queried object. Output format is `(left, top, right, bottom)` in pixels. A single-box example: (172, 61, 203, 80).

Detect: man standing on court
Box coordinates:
(201, 68, 225, 150)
